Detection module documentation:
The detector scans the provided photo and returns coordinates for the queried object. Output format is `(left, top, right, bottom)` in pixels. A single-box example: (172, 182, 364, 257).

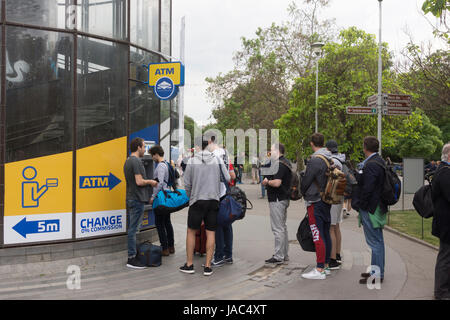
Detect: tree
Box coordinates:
(276, 27, 401, 165)
(394, 109, 443, 160)
(206, 0, 336, 133)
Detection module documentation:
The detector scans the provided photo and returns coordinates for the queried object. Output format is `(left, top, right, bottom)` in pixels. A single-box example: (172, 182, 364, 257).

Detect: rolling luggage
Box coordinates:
(194, 223, 207, 256)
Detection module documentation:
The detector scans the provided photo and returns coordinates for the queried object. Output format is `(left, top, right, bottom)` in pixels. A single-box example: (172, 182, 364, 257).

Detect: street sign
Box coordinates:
(387, 101, 411, 108)
(383, 108, 412, 116)
(346, 106, 377, 114)
(387, 94, 411, 102)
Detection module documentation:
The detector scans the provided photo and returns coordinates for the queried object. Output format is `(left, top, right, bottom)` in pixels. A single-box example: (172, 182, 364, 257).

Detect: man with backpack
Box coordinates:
(181, 137, 230, 276)
(353, 136, 388, 285)
(432, 143, 450, 300)
(300, 133, 337, 280)
(149, 145, 175, 257)
(262, 143, 292, 266)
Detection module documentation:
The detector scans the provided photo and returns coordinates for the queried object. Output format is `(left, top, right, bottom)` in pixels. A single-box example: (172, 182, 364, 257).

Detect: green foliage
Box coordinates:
(276, 27, 400, 163)
(393, 109, 443, 159)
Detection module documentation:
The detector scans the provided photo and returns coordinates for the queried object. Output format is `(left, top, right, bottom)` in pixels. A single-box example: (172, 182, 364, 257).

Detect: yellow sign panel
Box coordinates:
(5, 152, 73, 216)
(76, 137, 127, 214)
(148, 62, 184, 86)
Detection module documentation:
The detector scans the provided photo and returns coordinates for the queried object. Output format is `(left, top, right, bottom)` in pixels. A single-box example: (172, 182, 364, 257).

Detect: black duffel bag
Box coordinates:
(413, 184, 434, 219)
(296, 213, 315, 252)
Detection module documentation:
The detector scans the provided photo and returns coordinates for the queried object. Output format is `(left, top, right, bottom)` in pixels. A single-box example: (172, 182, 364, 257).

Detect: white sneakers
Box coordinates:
(302, 267, 327, 280)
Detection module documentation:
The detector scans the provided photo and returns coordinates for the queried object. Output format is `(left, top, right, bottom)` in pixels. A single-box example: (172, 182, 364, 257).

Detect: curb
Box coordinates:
(384, 225, 439, 251)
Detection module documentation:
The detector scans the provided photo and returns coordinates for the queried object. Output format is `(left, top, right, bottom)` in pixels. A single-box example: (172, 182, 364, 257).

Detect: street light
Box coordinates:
(311, 42, 324, 133)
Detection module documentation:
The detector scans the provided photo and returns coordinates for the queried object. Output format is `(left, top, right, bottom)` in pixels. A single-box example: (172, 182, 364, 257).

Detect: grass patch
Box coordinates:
(387, 210, 439, 247)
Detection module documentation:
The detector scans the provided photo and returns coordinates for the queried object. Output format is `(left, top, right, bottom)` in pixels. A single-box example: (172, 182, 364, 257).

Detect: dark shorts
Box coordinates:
(188, 200, 219, 232)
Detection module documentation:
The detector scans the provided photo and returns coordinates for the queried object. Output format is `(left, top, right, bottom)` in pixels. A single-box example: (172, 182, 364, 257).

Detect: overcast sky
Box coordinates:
(172, 0, 444, 127)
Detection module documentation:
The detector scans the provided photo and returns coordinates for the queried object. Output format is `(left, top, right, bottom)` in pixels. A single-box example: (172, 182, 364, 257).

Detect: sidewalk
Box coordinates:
(0, 180, 438, 300)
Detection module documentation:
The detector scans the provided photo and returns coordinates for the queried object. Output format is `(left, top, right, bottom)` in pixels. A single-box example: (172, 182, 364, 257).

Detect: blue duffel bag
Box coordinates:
(152, 188, 189, 215)
(217, 193, 243, 226)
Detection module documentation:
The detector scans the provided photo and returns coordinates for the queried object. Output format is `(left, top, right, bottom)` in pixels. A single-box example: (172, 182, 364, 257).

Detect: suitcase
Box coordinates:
(136, 241, 162, 267)
(194, 223, 207, 256)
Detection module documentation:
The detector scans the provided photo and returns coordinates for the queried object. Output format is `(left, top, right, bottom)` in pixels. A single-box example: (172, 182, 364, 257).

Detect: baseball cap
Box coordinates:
(325, 140, 339, 154)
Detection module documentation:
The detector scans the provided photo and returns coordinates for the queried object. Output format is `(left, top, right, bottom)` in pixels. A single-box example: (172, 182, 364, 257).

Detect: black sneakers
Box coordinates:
(179, 263, 195, 274)
(203, 266, 213, 276)
(265, 257, 283, 266)
(126, 257, 147, 269)
(329, 259, 341, 270)
(336, 253, 342, 263)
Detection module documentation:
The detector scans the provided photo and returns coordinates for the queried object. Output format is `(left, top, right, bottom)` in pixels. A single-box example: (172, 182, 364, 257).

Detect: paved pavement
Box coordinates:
(0, 180, 438, 300)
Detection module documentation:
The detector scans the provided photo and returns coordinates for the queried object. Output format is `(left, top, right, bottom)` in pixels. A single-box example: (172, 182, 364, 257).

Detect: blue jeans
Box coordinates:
(359, 209, 385, 278)
(127, 199, 145, 258)
(155, 211, 174, 250)
(214, 224, 233, 261)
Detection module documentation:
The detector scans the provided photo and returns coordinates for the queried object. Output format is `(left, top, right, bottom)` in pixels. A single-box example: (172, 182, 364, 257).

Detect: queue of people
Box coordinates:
(123, 135, 450, 299)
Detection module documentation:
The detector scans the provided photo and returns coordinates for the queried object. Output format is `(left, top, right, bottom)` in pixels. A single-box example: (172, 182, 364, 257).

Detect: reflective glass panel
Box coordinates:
(129, 47, 160, 138)
(6, 0, 76, 30)
(77, 0, 127, 40)
(130, 0, 159, 51)
(5, 27, 74, 162)
(77, 36, 127, 148)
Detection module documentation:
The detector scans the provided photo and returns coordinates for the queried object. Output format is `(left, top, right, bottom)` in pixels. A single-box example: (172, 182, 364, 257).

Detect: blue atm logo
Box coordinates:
(79, 173, 121, 191)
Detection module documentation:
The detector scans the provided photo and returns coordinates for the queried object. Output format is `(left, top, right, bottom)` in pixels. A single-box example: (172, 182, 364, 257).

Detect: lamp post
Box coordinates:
(377, 0, 383, 155)
(312, 42, 324, 133)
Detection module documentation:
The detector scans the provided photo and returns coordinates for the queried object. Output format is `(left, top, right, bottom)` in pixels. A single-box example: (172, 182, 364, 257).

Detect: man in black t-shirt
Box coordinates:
(262, 143, 292, 266)
(124, 137, 158, 269)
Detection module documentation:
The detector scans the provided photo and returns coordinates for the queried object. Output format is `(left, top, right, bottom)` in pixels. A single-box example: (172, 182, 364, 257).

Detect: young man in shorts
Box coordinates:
(180, 137, 230, 276)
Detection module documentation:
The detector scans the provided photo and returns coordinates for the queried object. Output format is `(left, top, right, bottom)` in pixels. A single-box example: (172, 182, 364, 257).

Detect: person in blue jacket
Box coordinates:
(352, 136, 388, 285)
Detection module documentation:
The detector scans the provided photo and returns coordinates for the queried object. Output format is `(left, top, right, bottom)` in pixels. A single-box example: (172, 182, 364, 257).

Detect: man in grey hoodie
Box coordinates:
(180, 137, 230, 276)
(300, 133, 337, 280)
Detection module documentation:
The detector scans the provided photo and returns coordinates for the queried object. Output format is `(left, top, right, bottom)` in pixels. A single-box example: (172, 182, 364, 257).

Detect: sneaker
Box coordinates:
(224, 257, 234, 264)
(329, 259, 341, 270)
(211, 259, 225, 267)
(302, 268, 326, 280)
(126, 257, 147, 269)
(283, 256, 290, 265)
(179, 263, 195, 274)
(203, 266, 213, 276)
(336, 253, 342, 263)
(265, 257, 283, 266)
(324, 267, 331, 275)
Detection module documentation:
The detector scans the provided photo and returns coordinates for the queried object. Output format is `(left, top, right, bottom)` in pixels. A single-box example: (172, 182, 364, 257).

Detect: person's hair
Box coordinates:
(149, 145, 164, 157)
(130, 137, 144, 153)
(310, 133, 324, 148)
(442, 142, 450, 162)
(363, 136, 379, 153)
(202, 140, 209, 150)
(272, 143, 285, 155)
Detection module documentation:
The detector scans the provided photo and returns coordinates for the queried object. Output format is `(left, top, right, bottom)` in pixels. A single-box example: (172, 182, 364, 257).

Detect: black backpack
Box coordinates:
(296, 213, 315, 252)
(413, 184, 434, 218)
(163, 161, 179, 188)
(228, 186, 253, 220)
(368, 159, 401, 206)
(279, 159, 302, 201)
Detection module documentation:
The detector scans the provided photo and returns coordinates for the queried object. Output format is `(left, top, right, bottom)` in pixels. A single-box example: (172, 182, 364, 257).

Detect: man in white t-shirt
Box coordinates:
(206, 134, 236, 267)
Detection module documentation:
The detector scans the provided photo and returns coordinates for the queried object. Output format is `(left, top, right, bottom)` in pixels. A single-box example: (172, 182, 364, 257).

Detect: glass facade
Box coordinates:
(0, 0, 176, 247)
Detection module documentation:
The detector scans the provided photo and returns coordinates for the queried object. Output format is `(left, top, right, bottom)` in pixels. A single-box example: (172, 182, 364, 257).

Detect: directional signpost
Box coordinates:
(349, 93, 412, 116)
